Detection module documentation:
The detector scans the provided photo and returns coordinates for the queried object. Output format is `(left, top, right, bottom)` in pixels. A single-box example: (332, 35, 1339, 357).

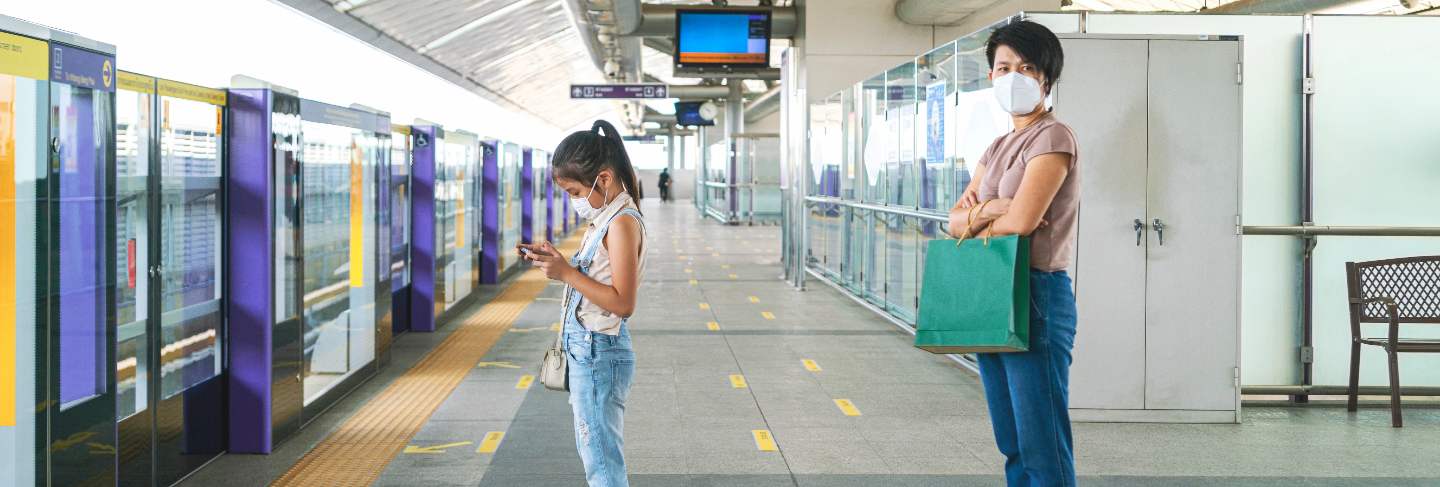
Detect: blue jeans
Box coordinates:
(565, 320, 635, 487)
(977, 270, 1078, 487)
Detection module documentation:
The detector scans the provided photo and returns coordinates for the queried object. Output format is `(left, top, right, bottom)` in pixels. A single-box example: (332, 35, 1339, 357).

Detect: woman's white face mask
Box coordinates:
(992, 72, 1045, 116)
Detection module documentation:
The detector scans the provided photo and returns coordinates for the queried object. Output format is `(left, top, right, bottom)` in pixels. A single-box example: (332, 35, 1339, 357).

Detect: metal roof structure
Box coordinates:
(280, 0, 620, 130)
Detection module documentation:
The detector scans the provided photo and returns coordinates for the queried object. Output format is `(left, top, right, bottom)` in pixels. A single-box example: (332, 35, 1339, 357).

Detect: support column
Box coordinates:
(725, 80, 744, 223)
(409, 125, 439, 332)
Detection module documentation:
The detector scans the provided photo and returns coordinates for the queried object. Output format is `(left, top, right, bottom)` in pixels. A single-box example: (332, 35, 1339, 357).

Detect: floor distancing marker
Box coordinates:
(803, 359, 822, 372)
(752, 429, 778, 451)
(551, 322, 561, 331)
(402, 441, 473, 454)
(748, 296, 759, 303)
(730, 374, 748, 389)
(707, 321, 720, 331)
(761, 311, 775, 320)
(722, 264, 731, 269)
(728, 273, 738, 279)
(476, 431, 506, 454)
(684, 268, 693, 274)
(271, 235, 582, 487)
(516, 375, 534, 390)
(699, 302, 710, 310)
(689, 279, 698, 286)
(834, 399, 861, 416)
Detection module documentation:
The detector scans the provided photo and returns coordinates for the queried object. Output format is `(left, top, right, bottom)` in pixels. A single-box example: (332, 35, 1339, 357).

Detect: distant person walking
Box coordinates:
(948, 21, 1080, 487)
(657, 168, 672, 202)
(519, 120, 647, 487)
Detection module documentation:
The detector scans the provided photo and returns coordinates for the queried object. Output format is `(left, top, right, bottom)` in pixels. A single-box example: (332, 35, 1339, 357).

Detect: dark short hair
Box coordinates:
(985, 20, 1064, 92)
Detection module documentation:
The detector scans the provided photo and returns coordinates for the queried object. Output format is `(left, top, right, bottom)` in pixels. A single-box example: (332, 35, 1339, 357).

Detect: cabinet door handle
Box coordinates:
(1153, 218, 1166, 246)
(1133, 218, 1145, 246)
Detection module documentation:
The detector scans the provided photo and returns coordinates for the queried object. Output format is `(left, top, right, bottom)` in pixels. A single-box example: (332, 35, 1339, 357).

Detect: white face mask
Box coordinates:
(570, 177, 608, 220)
(992, 72, 1045, 116)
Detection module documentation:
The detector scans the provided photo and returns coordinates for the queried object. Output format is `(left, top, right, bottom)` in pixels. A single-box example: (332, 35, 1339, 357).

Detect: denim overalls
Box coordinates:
(562, 207, 642, 487)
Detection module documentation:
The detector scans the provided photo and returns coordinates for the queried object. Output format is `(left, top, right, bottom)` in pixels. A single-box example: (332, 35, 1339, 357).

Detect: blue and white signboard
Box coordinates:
(570, 84, 669, 99)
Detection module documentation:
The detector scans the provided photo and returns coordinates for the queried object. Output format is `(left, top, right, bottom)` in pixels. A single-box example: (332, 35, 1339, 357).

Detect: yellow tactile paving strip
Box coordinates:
(272, 235, 581, 487)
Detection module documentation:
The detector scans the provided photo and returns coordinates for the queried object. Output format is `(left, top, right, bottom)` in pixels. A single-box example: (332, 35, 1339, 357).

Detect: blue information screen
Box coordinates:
(677, 11, 769, 66)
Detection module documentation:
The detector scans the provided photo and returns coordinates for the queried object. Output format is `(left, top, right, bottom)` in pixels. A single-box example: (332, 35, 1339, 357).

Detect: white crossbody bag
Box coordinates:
(539, 287, 571, 392)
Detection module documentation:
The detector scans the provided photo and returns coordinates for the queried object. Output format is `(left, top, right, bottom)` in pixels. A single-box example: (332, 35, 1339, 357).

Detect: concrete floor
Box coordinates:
(187, 199, 1440, 487)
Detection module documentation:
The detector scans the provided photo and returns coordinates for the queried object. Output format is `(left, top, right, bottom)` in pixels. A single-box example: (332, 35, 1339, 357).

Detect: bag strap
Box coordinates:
(955, 199, 995, 247)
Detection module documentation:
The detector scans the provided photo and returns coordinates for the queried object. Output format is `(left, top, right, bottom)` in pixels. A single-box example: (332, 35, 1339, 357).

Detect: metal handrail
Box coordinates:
(805, 196, 949, 223)
(1242, 225, 1440, 237)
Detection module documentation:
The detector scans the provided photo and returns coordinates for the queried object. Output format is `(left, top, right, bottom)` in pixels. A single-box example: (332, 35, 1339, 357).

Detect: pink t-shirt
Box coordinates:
(976, 114, 1080, 272)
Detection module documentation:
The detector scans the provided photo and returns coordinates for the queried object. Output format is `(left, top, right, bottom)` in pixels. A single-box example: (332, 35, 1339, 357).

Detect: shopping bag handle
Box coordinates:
(956, 200, 995, 248)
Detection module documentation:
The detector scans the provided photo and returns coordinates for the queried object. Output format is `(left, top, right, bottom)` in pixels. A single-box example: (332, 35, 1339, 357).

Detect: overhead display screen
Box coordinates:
(676, 10, 771, 68)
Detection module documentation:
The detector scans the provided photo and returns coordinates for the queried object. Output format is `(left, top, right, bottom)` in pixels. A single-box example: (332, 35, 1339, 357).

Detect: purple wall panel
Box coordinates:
(480, 142, 500, 284)
(225, 89, 274, 453)
(544, 168, 554, 241)
(409, 126, 437, 332)
(520, 148, 533, 245)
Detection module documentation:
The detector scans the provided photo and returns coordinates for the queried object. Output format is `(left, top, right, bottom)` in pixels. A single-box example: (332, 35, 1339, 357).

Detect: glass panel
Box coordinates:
(389, 131, 410, 289)
(115, 86, 151, 420)
(1310, 16, 1440, 387)
(886, 63, 916, 208)
(1, 67, 47, 487)
(158, 96, 224, 399)
(298, 119, 367, 405)
(919, 42, 956, 212)
(955, 29, 1010, 191)
(500, 143, 521, 271)
(860, 75, 886, 204)
(54, 81, 113, 410)
(440, 134, 475, 311)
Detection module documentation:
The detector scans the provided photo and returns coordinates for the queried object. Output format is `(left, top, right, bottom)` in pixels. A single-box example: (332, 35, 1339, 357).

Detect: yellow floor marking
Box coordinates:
(728, 273, 738, 279)
(516, 375, 534, 390)
(475, 361, 519, 369)
(507, 326, 547, 333)
(476, 431, 506, 453)
(834, 399, 862, 416)
(699, 302, 710, 310)
(403, 441, 473, 454)
(748, 296, 760, 303)
(273, 235, 582, 487)
(803, 359, 822, 372)
(761, 311, 775, 320)
(550, 322, 562, 331)
(721, 264, 731, 269)
(730, 374, 748, 388)
(684, 268, 693, 274)
(752, 430, 778, 451)
(689, 279, 698, 286)
(707, 321, 720, 331)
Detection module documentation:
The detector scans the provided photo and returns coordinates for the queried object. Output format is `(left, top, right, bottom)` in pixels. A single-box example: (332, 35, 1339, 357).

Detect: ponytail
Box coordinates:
(552, 120, 644, 208)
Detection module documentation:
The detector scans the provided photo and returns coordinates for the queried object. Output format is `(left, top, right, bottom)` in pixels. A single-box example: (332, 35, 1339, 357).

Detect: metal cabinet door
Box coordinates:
(1144, 39, 1242, 412)
(1057, 38, 1151, 411)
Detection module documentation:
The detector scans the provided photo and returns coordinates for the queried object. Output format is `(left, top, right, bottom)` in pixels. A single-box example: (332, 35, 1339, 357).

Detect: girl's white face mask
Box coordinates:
(992, 72, 1045, 116)
(570, 177, 607, 221)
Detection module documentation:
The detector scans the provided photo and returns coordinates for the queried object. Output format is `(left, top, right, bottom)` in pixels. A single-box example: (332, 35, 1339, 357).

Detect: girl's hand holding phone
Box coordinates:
(517, 242, 573, 282)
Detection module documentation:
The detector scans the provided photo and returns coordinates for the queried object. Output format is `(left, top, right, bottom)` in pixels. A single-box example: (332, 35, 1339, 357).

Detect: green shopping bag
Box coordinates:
(914, 234, 1031, 354)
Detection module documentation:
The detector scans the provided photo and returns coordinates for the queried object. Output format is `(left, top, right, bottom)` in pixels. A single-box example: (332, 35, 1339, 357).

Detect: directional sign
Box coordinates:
(570, 83, 670, 99)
